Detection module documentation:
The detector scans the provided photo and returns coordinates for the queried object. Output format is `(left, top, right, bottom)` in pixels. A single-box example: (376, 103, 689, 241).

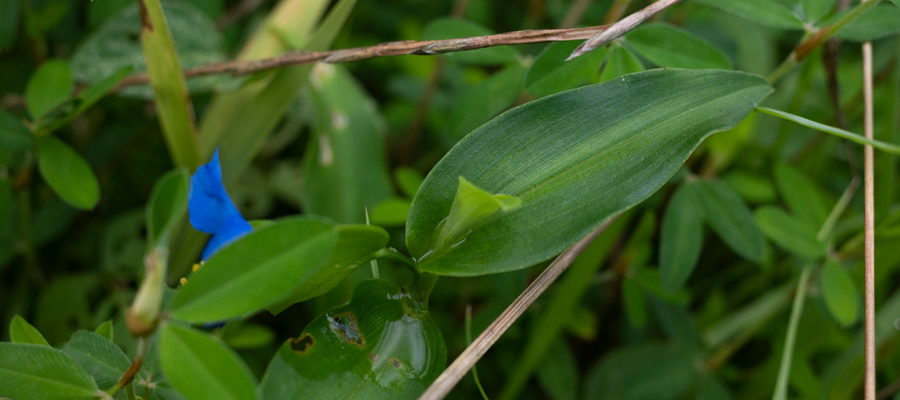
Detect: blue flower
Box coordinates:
(188, 149, 252, 260)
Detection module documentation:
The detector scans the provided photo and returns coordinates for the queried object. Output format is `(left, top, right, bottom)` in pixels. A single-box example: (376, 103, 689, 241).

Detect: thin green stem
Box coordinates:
(772, 264, 813, 400)
(756, 107, 900, 155)
(818, 177, 861, 242)
(767, 0, 883, 83)
(466, 305, 490, 400)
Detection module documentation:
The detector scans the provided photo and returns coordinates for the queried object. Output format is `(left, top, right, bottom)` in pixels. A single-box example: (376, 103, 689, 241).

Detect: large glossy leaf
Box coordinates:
(160, 323, 258, 400)
(62, 330, 131, 389)
(525, 41, 606, 98)
(584, 343, 695, 400)
(302, 64, 393, 224)
(0, 343, 100, 400)
(37, 135, 101, 210)
(624, 23, 731, 70)
(406, 69, 772, 276)
(266, 224, 390, 314)
(755, 206, 825, 259)
(660, 184, 704, 291)
(692, 0, 805, 29)
(0, 108, 34, 151)
(170, 218, 334, 322)
(449, 64, 526, 139)
(9, 315, 50, 346)
(70, 2, 225, 98)
(259, 279, 446, 400)
(171, 217, 389, 322)
(690, 179, 765, 262)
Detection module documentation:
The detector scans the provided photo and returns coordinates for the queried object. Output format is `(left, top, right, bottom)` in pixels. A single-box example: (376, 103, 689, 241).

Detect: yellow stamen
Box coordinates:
(180, 277, 187, 285)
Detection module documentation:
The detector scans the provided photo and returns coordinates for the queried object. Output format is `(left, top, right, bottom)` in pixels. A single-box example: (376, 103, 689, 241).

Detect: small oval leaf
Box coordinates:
(691, 179, 765, 262)
(25, 59, 72, 120)
(37, 135, 101, 210)
(754, 206, 825, 259)
(407, 69, 772, 276)
(0, 109, 34, 151)
(821, 259, 859, 326)
(625, 23, 731, 70)
(660, 184, 704, 292)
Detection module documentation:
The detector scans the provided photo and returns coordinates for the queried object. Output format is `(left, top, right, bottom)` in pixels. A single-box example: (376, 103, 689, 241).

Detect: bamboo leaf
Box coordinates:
(625, 23, 731, 70)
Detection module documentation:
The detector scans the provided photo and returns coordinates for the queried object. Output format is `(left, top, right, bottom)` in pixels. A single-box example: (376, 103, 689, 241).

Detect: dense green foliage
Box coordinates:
(1, 0, 899, 399)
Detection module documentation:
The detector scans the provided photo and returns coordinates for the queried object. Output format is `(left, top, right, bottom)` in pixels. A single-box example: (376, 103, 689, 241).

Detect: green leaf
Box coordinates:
(395, 167, 424, 198)
(37, 135, 101, 210)
(170, 218, 335, 322)
(160, 323, 258, 400)
(525, 41, 607, 98)
(95, 320, 114, 341)
(691, 180, 765, 262)
(0, 108, 34, 151)
(584, 344, 695, 400)
(754, 206, 825, 259)
(259, 279, 446, 400)
(35, 67, 134, 134)
(599, 45, 643, 82)
(25, 59, 72, 120)
(9, 315, 50, 346)
(723, 170, 777, 204)
(449, 64, 525, 139)
(221, 323, 275, 349)
(62, 330, 131, 389)
(660, 184, 704, 292)
(536, 339, 578, 400)
(370, 198, 412, 227)
(70, 2, 226, 98)
(821, 259, 859, 326)
(801, 0, 836, 21)
(421, 17, 519, 65)
(265, 223, 390, 314)
(624, 23, 731, 70)
(775, 165, 829, 229)
(0, 343, 100, 400)
(422, 177, 521, 263)
(692, 0, 805, 29)
(146, 168, 190, 247)
(622, 277, 648, 328)
(302, 64, 393, 223)
(833, 4, 900, 42)
(407, 69, 772, 276)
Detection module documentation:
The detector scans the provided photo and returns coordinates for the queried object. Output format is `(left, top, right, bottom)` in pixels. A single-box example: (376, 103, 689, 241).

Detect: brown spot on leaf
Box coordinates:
(137, 0, 153, 32)
(369, 353, 378, 362)
(389, 358, 402, 369)
(329, 312, 365, 347)
(289, 333, 314, 354)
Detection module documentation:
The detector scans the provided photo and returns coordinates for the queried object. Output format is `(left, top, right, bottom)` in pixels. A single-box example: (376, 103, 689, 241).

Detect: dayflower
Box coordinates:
(189, 149, 252, 260)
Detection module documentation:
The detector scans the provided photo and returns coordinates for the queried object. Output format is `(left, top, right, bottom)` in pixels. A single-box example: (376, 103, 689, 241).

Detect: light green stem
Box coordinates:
(772, 264, 813, 400)
(138, 0, 201, 170)
(756, 107, 900, 155)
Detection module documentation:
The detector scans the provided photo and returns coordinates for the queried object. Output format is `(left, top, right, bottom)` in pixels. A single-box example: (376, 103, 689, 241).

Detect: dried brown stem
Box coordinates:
(112, 26, 609, 90)
(417, 217, 618, 400)
(567, 0, 682, 60)
(861, 1, 876, 396)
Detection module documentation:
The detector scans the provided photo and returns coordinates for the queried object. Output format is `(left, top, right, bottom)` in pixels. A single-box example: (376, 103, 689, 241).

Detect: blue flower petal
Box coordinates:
(189, 149, 252, 259)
